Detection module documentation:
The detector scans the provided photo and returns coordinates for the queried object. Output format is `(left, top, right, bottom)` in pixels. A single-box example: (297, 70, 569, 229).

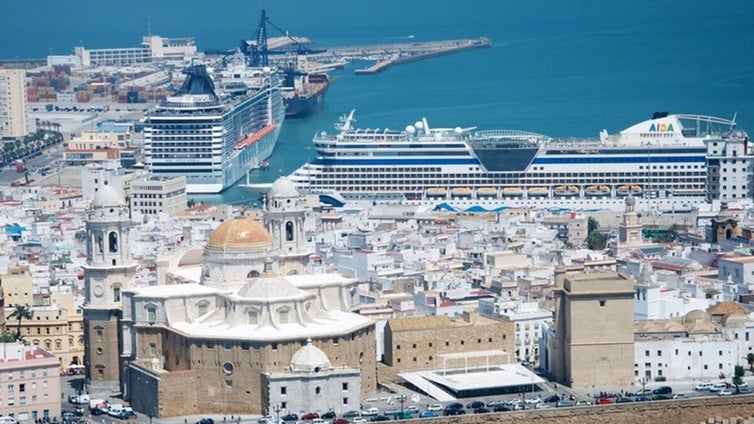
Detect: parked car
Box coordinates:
(361, 408, 379, 417)
(302, 413, 320, 421)
(575, 399, 591, 406)
(391, 412, 412, 420)
(466, 401, 485, 409)
(321, 412, 337, 420)
(672, 393, 689, 399)
(369, 415, 390, 422)
(653, 386, 673, 395)
(534, 403, 552, 410)
(119, 411, 137, 420)
(543, 394, 561, 403)
(556, 400, 575, 408)
(718, 389, 733, 396)
(443, 408, 465, 416)
(694, 382, 714, 391)
(525, 396, 541, 404)
(615, 397, 634, 403)
(445, 403, 463, 411)
(384, 409, 400, 416)
(486, 400, 506, 407)
(404, 406, 420, 413)
(426, 404, 443, 412)
(198, 419, 214, 424)
(711, 383, 728, 392)
(281, 414, 298, 422)
(419, 411, 438, 419)
(473, 407, 490, 414)
(352, 419, 367, 424)
(90, 408, 105, 416)
(596, 398, 614, 405)
(332, 419, 350, 424)
(342, 411, 360, 419)
(652, 395, 671, 401)
(634, 396, 651, 402)
(493, 405, 512, 412)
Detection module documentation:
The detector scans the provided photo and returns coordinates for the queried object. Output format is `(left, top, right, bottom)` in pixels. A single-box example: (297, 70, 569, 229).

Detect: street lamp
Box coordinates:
(397, 395, 406, 415)
(640, 377, 647, 397)
(273, 404, 282, 423)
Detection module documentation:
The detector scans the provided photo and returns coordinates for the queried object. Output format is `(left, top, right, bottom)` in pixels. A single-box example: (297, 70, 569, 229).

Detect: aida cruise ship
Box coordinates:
(286, 111, 752, 212)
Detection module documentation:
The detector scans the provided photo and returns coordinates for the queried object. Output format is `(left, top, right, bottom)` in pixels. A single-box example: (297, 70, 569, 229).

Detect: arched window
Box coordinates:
(146, 304, 157, 323)
(285, 221, 294, 241)
(278, 306, 290, 324)
(196, 301, 209, 316)
(247, 270, 260, 278)
(108, 231, 118, 253)
(247, 309, 259, 324)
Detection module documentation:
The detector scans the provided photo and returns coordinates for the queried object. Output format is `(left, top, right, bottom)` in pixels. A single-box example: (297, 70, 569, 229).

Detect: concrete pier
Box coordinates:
(352, 38, 491, 75)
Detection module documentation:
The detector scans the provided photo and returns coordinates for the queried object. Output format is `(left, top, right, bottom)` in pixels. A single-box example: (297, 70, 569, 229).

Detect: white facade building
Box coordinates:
(0, 68, 28, 138)
(479, 299, 552, 364)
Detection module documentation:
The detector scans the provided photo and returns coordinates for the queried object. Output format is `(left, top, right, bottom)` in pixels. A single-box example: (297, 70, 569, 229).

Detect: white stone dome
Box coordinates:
(92, 185, 124, 206)
(237, 276, 306, 300)
(269, 176, 300, 199)
(290, 339, 331, 372)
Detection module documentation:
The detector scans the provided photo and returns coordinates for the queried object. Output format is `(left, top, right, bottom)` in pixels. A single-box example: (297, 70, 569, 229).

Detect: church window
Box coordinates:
(149, 343, 157, 356)
(197, 301, 209, 316)
(315, 386, 321, 395)
(97, 236, 103, 253)
(146, 305, 157, 323)
(223, 341, 232, 351)
(108, 232, 118, 253)
(599, 299, 606, 307)
(285, 221, 294, 241)
(95, 327, 104, 342)
(113, 287, 121, 302)
(248, 310, 258, 324)
(279, 309, 289, 324)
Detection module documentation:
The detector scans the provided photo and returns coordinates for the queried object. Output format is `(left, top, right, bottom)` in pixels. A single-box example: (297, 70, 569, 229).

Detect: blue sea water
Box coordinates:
(2, 0, 754, 205)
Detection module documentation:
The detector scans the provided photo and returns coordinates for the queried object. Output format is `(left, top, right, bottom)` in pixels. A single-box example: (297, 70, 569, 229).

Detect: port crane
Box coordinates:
(241, 9, 326, 67)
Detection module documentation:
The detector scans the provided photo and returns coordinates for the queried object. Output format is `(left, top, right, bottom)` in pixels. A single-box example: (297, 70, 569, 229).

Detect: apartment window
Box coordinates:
(342, 383, 348, 391)
(19, 384, 25, 392)
(248, 310, 258, 325)
(281, 402, 287, 409)
(315, 386, 321, 395)
(272, 343, 278, 351)
(396, 345, 401, 350)
(113, 287, 121, 302)
(279, 309, 289, 324)
(7, 385, 14, 393)
(412, 344, 416, 349)
(19, 396, 25, 405)
(281, 387, 287, 395)
(146, 306, 157, 323)
(599, 299, 606, 307)
(428, 343, 432, 348)
(657, 350, 662, 356)
(343, 398, 348, 405)
(149, 343, 157, 356)
(719, 350, 723, 356)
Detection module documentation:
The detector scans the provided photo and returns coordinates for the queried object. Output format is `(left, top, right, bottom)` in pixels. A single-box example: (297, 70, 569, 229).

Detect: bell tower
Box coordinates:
(263, 176, 311, 274)
(82, 186, 137, 393)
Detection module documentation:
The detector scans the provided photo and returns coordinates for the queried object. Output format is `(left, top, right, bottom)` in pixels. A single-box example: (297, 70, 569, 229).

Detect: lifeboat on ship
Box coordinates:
(527, 187, 549, 197)
(451, 187, 472, 198)
(617, 185, 643, 196)
(554, 185, 579, 196)
(477, 187, 497, 198)
(502, 187, 524, 197)
(426, 187, 447, 198)
(585, 185, 610, 196)
(234, 124, 277, 150)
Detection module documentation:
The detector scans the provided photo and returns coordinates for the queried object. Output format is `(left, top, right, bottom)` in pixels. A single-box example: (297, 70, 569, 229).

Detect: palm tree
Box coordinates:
(8, 304, 33, 342)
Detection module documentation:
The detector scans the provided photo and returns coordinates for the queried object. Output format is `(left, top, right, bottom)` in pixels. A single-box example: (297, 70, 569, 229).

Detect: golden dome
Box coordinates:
(206, 217, 272, 251)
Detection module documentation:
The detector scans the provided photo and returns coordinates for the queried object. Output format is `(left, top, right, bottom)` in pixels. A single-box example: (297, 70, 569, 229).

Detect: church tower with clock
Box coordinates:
(82, 186, 137, 393)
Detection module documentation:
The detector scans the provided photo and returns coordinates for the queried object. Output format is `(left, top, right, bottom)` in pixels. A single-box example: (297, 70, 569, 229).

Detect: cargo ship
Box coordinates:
(143, 54, 285, 194)
(284, 110, 751, 212)
(281, 56, 329, 118)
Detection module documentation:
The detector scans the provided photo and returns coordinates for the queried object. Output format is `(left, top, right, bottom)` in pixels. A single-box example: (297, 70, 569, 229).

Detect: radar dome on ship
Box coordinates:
(405, 125, 416, 135)
(415, 121, 424, 130)
(454, 127, 463, 136)
(263, 66, 271, 74)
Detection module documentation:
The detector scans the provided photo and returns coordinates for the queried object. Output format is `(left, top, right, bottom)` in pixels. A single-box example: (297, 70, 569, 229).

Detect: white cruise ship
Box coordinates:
(144, 57, 285, 194)
(286, 111, 752, 212)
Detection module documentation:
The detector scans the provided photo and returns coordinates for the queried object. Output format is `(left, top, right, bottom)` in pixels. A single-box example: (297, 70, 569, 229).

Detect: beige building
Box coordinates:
(382, 312, 515, 381)
(129, 175, 187, 217)
(0, 343, 62, 422)
(0, 68, 28, 138)
(548, 270, 635, 388)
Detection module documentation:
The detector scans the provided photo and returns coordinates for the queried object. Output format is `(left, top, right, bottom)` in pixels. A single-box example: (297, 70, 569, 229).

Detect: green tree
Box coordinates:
(0, 331, 16, 342)
(733, 365, 745, 394)
(7, 304, 33, 342)
(587, 217, 599, 233)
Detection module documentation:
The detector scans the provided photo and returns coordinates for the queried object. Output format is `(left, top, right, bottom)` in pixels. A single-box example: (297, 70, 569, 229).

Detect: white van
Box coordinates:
(107, 404, 125, 417)
(693, 382, 714, 391)
(711, 383, 728, 392)
(0, 417, 18, 424)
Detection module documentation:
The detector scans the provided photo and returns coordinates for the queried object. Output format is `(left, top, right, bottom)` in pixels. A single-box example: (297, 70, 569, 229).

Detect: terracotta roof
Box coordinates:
(707, 301, 749, 316)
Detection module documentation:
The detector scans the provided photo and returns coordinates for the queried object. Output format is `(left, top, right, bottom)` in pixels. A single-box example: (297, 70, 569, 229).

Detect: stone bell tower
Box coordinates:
(263, 176, 313, 274)
(82, 186, 137, 393)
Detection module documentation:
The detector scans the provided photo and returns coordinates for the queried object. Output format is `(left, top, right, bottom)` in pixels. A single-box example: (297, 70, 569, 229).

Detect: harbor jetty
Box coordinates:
(297, 37, 491, 75)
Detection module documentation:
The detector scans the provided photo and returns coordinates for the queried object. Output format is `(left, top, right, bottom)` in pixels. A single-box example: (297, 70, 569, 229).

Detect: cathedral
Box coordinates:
(83, 177, 376, 417)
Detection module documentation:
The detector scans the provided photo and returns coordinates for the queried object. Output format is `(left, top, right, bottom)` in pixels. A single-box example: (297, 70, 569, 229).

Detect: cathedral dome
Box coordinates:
(92, 185, 124, 207)
(206, 217, 272, 251)
(237, 276, 307, 300)
(682, 309, 712, 325)
(290, 339, 331, 372)
(269, 176, 300, 199)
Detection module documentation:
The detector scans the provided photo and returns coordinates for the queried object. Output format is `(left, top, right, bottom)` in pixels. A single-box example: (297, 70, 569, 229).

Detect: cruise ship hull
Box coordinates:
(144, 64, 285, 194)
(284, 111, 751, 212)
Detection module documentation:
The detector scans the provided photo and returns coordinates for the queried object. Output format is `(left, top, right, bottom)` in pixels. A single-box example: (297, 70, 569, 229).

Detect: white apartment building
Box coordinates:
(718, 256, 754, 294)
(129, 175, 187, 217)
(0, 68, 28, 138)
(0, 343, 61, 422)
(73, 35, 196, 67)
(479, 299, 552, 364)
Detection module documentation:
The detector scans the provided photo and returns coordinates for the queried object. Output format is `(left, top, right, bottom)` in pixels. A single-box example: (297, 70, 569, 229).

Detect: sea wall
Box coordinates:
(429, 395, 754, 424)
